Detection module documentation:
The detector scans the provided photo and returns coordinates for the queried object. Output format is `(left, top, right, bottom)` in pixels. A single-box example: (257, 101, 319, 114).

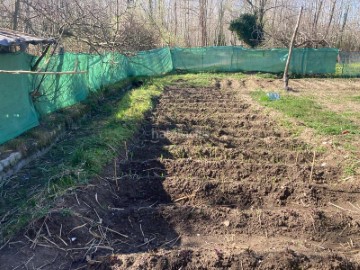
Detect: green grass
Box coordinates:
(251, 90, 359, 135)
(336, 63, 360, 77)
(0, 78, 165, 243)
(161, 72, 276, 88)
(252, 89, 360, 178)
(350, 96, 360, 102)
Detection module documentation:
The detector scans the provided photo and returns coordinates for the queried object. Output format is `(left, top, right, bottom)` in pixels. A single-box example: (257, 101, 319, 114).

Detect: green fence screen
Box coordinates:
(34, 48, 172, 114)
(338, 52, 360, 76)
(88, 53, 129, 91)
(128, 47, 173, 77)
(0, 53, 39, 145)
(171, 47, 339, 74)
(34, 53, 89, 115)
(0, 46, 344, 145)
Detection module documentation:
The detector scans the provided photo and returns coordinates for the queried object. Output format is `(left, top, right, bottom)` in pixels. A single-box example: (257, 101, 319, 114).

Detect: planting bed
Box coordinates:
(1, 80, 360, 269)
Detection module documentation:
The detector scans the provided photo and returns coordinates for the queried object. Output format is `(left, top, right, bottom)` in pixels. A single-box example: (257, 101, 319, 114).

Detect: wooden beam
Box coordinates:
(0, 70, 87, 75)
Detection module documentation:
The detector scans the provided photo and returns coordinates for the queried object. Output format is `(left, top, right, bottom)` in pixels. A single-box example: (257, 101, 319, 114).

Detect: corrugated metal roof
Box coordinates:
(0, 28, 55, 47)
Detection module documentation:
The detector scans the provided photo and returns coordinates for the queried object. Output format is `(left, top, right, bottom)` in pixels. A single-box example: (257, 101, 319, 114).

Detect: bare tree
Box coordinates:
(199, 0, 208, 46)
(1, 0, 359, 52)
(12, 0, 21, 30)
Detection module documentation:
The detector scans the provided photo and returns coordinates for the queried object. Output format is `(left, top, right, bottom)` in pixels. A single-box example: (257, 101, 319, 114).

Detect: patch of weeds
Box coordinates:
(164, 73, 217, 88)
(252, 72, 279, 79)
(342, 143, 360, 177)
(261, 106, 303, 138)
(251, 90, 359, 135)
(350, 96, 360, 102)
(59, 208, 72, 217)
(338, 63, 360, 77)
(163, 72, 273, 88)
(335, 63, 344, 76)
(314, 145, 327, 154)
(344, 163, 357, 176)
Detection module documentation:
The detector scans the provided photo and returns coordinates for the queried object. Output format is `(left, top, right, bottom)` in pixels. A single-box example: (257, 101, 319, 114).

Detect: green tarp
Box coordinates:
(0, 46, 341, 145)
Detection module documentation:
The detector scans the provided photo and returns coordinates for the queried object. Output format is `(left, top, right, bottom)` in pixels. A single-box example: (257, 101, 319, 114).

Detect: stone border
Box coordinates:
(0, 131, 66, 182)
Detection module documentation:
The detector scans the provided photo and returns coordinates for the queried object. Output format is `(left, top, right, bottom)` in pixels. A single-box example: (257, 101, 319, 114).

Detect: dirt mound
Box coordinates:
(93, 248, 356, 270)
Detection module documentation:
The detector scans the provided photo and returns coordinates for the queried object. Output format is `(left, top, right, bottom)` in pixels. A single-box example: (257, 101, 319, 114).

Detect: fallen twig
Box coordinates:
(30, 217, 47, 249)
(57, 235, 68, 246)
(161, 235, 181, 248)
(309, 151, 316, 182)
(329, 202, 358, 213)
(174, 195, 196, 202)
(135, 237, 156, 248)
(137, 202, 157, 210)
(0, 238, 10, 251)
(69, 223, 88, 233)
(71, 211, 129, 239)
(42, 235, 66, 251)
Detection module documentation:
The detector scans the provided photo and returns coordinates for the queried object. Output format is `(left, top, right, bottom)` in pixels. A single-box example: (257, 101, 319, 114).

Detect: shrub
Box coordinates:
(229, 13, 264, 48)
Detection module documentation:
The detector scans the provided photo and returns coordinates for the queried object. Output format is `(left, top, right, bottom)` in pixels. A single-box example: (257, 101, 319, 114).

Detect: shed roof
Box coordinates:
(0, 28, 55, 47)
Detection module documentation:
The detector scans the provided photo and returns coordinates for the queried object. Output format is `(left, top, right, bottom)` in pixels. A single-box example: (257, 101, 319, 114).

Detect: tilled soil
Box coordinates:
(1, 81, 360, 269)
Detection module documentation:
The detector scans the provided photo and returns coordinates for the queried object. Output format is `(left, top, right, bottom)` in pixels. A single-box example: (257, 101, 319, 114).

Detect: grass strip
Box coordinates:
(0, 78, 167, 243)
(251, 90, 359, 135)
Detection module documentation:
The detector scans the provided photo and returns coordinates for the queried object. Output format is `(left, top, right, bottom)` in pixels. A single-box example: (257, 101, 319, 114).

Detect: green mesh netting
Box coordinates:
(128, 47, 173, 77)
(34, 48, 172, 115)
(171, 47, 234, 72)
(338, 52, 360, 76)
(34, 53, 89, 115)
(88, 53, 129, 91)
(171, 47, 338, 74)
(290, 48, 339, 74)
(0, 52, 39, 145)
(0, 46, 342, 145)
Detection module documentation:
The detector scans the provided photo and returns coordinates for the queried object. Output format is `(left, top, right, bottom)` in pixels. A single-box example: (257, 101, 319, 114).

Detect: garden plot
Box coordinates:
(93, 83, 360, 269)
(1, 78, 359, 269)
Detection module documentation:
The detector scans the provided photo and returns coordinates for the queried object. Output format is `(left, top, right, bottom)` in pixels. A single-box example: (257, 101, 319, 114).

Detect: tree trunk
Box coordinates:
(13, 0, 21, 31)
(174, 1, 178, 42)
(339, 4, 349, 47)
(324, 0, 336, 39)
(149, 0, 153, 17)
(199, 0, 208, 47)
(313, 0, 323, 34)
(217, 0, 225, 46)
(186, 0, 190, 46)
(283, 7, 303, 91)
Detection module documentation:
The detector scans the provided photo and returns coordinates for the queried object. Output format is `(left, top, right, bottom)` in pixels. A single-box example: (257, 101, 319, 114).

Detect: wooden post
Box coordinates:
(283, 6, 303, 91)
